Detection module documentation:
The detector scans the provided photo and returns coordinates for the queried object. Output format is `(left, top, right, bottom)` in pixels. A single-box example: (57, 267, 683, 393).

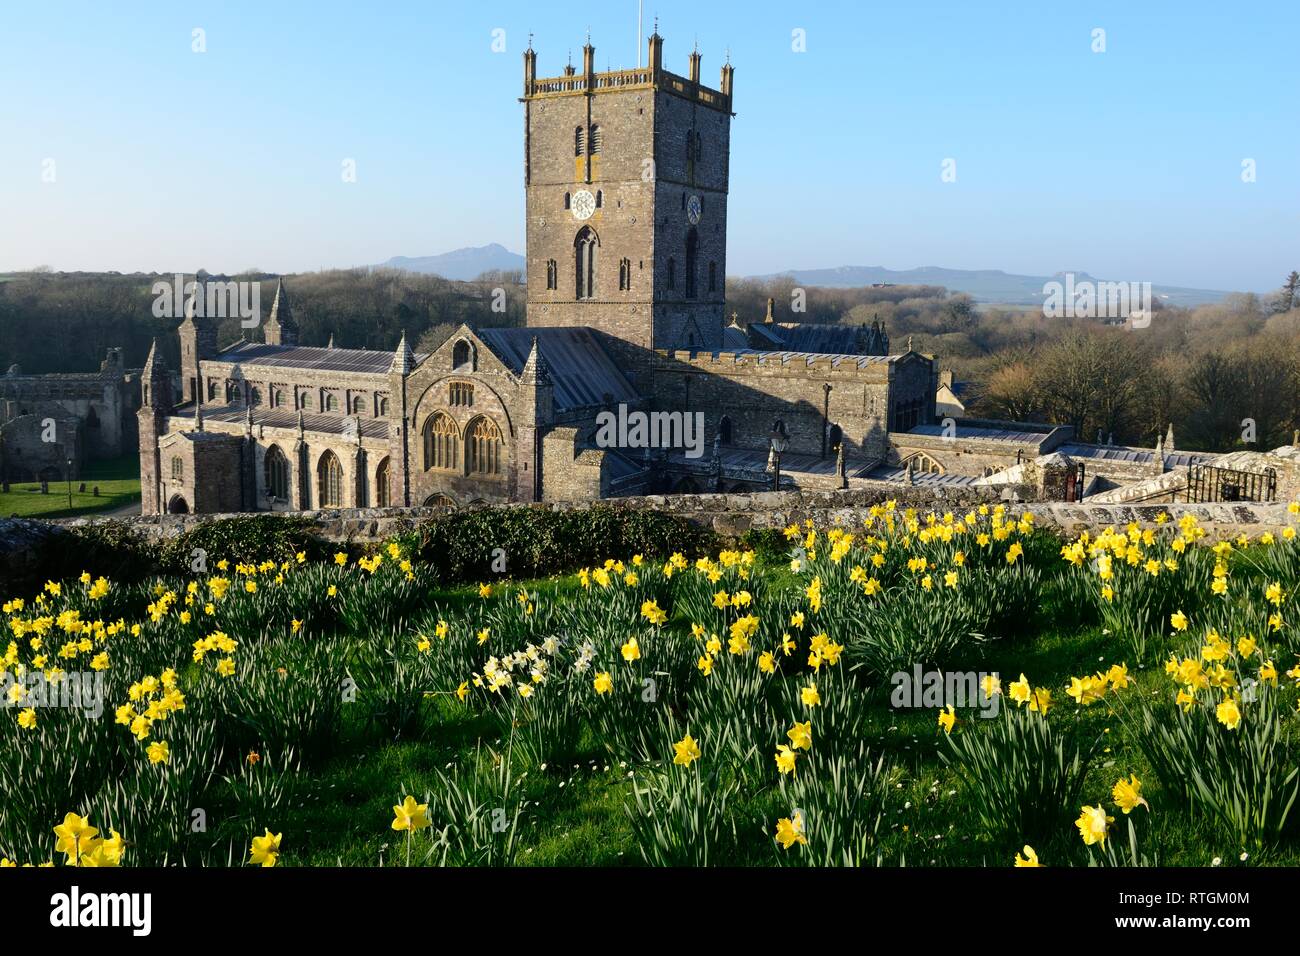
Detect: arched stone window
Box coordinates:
(452, 339, 474, 370)
(377, 395, 389, 416)
(170, 456, 183, 480)
(324, 392, 339, 413)
(375, 457, 390, 507)
(423, 412, 459, 471)
(589, 125, 602, 154)
(351, 395, 365, 415)
(619, 258, 631, 291)
(467, 417, 503, 475)
(249, 386, 262, 406)
(575, 226, 598, 300)
(264, 445, 289, 500)
(207, 380, 219, 401)
(900, 451, 944, 475)
(317, 450, 344, 508)
(546, 258, 557, 290)
(299, 391, 313, 411)
(595, 189, 603, 208)
(423, 493, 456, 507)
(574, 127, 585, 156)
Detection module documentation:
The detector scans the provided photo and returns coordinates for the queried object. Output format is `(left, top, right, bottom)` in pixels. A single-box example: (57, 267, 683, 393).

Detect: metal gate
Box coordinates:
(1185, 464, 1277, 504)
(1064, 462, 1086, 502)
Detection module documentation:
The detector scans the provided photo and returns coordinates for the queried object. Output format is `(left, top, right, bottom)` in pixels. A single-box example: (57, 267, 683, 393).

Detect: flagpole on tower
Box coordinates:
(637, 0, 643, 67)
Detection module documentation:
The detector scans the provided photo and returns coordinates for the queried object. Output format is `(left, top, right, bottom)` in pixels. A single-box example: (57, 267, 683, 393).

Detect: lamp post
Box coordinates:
(66, 457, 73, 510)
(768, 420, 789, 491)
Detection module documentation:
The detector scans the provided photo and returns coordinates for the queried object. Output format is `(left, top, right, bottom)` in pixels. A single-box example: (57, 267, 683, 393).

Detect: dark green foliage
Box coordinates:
(414, 506, 718, 582)
(156, 515, 324, 571)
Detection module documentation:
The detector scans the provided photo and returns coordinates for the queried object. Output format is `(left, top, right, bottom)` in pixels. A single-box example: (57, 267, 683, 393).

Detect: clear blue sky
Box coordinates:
(2, 0, 1296, 291)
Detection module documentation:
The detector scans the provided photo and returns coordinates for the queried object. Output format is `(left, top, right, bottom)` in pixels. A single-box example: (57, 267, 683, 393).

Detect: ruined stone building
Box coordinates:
(0, 350, 140, 484)
(136, 31, 1299, 515)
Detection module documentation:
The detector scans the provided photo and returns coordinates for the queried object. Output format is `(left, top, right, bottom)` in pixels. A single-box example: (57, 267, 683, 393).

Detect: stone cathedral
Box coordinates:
(138, 31, 947, 517)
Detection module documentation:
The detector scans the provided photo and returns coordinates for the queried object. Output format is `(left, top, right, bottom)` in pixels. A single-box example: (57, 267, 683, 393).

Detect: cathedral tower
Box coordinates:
(522, 32, 733, 351)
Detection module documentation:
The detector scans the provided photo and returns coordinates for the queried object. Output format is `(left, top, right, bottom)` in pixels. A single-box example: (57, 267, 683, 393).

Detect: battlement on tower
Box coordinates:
(655, 349, 906, 381)
(522, 32, 734, 114)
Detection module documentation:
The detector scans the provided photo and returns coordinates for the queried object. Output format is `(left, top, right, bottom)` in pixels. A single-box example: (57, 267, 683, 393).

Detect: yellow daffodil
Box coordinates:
(672, 733, 701, 767)
(1075, 805, 1113, 846)
(1014, 845, 1041, 867)
(774, 744, 798, 775)
(391, 796, 431, 832)
(787, 720, 812, 751)
(775, 813, 807, 849)
(249, 829, 282, 866)
(1216, 697, 1241, 730)
(1111, 775, 1148, 814)
(938, 705, 956, 734)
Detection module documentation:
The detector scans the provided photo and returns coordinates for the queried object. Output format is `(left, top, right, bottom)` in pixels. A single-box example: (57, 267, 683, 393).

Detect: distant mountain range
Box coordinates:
(744, 265, 1233, 308)
(379, 247, 1234, 307)
(379, 244, 524, 281)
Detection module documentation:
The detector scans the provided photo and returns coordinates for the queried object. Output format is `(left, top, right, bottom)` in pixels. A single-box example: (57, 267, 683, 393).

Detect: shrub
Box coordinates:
(415, 506, 717, 583)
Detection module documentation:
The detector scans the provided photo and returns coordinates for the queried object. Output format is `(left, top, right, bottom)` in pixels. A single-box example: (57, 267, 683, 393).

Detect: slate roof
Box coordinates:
(907, 422, 1051, 445)
(721, 324, 750, 351)
(745, 321, 888, 355)
(864, 465, 981, 487)
(181, 403, 390, 440)
(1058, 442, 1215, 469)
(211, 342, 421, 376)
(476, 327, 640, 410)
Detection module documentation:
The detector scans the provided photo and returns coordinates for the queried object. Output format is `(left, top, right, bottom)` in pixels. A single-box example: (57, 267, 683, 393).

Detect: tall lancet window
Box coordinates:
(575, 226, 598, 300)
(685, 228, 699, 299)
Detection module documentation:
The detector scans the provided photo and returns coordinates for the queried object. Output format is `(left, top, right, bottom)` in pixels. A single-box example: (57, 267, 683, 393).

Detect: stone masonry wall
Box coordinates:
(37, 487, 1300, 551)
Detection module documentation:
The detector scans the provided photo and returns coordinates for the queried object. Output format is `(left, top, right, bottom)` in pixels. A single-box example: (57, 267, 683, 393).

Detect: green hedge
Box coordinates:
(413, 506, 718, 582)
(9, 508, 720, 594)
(17, 515, 327, 590)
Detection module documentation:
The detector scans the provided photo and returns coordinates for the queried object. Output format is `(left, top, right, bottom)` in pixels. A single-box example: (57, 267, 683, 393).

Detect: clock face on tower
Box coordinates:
(686, 194, 702, 225)
(572, 189, 596, 221)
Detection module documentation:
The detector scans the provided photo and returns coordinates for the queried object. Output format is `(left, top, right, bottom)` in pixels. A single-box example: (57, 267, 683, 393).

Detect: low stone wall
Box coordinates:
(29, 486, 1299, 547)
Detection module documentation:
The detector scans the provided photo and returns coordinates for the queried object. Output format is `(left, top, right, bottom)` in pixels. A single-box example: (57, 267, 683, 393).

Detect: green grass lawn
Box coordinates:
(0, 454, 140, 519)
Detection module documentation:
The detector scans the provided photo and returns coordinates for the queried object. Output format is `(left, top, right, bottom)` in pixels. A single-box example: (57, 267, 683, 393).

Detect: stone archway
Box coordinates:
(167, 494, 189, 514)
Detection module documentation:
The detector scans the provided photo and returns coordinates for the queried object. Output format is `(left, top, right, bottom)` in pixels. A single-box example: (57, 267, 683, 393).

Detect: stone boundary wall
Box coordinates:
(37, 486, 1300, 547)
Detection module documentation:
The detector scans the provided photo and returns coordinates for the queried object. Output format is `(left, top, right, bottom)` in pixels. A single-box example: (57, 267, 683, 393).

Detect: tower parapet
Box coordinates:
(523, 33, 733, 114)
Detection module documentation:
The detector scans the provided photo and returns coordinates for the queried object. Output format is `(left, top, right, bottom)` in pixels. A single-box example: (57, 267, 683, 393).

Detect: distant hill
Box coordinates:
(744, 265, 1233, 308)
(380, 244, 524, 281)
